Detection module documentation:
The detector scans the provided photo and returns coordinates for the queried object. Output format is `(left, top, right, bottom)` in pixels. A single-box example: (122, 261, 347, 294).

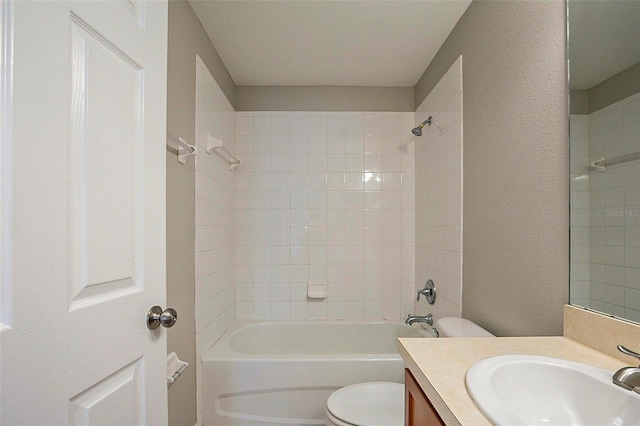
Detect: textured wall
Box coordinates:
(166, 1, 235, 424)
(415, 0, 569, 336)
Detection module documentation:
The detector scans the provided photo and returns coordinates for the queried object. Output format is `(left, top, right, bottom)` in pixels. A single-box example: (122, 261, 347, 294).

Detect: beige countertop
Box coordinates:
(398, 336, 629, 426)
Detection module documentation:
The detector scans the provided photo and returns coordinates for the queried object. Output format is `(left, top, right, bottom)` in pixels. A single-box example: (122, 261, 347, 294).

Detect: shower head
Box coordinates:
(411, 116, 433, 137)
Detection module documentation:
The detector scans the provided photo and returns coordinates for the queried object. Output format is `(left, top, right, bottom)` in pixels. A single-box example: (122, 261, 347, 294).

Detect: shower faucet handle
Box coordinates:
(417, 279, 436, 305)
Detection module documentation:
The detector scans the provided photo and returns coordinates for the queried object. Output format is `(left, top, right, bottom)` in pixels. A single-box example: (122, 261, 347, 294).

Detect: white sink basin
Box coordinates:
(465, 355, 640, 426)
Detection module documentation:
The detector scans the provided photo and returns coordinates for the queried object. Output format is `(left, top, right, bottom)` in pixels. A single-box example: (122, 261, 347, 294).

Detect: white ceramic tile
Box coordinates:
(289, 172, 309, 190)
(271, 302, 291, 320)
(290, 154, 309, 172)
(345, 302, 364, 319)
(309, 135, 327, 153)
(363, 135, 382, 154)
(363, 113, 382, 135)
(309, 191, 328, 209)
(236, 135, 253, 154)
(364, 173, 382, 190)
(290, 134, 309, 153)
(253, 135, 272, 154)
(328, 302, 346, 320)
(328, 246, 346, 264)
(328, 154, 346, 171)
(308, 112, 327, 135)
(290, 302, 308, 319)
(413, 58, 463, 318)
(624, 99, 640, 125)
(290, 191, 309, 209)
(253, 114, 272, 135)
(345, 173, 364, 191)
(272, 115, 290, 136)
(345, 113, 364, 135)
(235, 114, 253, 136)
(290, 113, 309, 135)
(364, 154, 382, 172)
(345, 192, 364, 209)
(309, 154, 328, 172)
(195, 64, 237, 357)
(327, 113, 346, 136)
(605, 107, 624, 132)
(233, 109, 416, 321)
(345, 136, 364, 153)
(382, 113, 403, 136)
(271, 154, 289, 172)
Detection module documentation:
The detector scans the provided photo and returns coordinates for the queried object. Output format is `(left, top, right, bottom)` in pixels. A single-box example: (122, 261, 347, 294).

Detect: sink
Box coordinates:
(465, 354, 640, 426)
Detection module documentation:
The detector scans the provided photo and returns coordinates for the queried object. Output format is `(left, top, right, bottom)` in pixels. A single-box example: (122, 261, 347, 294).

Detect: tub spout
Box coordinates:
(405, 313, 433, 326)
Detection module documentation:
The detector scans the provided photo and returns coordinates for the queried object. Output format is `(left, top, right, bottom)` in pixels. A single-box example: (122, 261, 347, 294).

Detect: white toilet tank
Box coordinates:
(436, 317, 494, 337)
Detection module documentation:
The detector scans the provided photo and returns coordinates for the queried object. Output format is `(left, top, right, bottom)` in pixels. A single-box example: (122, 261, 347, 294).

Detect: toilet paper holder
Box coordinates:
(167, 352, 189, 387)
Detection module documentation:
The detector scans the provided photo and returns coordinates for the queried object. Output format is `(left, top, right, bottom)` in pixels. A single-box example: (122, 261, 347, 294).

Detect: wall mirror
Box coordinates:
(568, 0, 640, 324)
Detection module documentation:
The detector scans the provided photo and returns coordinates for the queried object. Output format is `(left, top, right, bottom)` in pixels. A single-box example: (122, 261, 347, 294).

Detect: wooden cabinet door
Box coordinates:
(405, 369, 445, 426)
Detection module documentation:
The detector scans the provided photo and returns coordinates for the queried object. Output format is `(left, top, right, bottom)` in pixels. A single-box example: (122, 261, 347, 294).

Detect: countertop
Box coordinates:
(398, 336, 629, 426)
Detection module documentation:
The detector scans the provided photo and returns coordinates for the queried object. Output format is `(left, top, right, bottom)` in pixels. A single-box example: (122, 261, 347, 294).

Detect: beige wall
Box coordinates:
(588, 62, 640, 113)
(415, 0, 569, 336)
(571, 63, 640, 114)
(166, 1, 235, 424)
(235, 86, 414, 111)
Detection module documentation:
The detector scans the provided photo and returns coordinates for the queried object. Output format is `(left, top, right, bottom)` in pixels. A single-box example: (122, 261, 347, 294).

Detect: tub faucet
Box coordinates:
(405, 313, 433, 326)
(613, 345, 640, 394)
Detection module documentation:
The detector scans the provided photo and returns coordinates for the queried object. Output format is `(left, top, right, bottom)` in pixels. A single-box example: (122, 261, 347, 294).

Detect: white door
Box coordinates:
(0, 0, 168, 424)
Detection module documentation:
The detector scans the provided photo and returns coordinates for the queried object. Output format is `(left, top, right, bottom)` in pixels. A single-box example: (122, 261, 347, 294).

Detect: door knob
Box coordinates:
(147, 306, 178, 329)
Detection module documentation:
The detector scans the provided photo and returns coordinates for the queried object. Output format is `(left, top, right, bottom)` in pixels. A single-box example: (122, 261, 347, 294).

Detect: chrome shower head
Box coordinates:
(411, 116, 433, 137)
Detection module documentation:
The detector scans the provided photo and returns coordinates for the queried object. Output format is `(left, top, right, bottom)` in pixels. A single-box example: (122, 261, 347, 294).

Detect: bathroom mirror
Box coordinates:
(568, 0, 640, 324)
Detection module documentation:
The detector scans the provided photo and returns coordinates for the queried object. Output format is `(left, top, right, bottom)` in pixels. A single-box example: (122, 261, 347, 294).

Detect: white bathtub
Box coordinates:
(202, 320, 431, 426)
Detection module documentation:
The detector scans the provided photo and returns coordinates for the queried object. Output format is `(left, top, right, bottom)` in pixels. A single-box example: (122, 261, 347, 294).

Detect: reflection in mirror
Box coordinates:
(569, 0, 640, 324)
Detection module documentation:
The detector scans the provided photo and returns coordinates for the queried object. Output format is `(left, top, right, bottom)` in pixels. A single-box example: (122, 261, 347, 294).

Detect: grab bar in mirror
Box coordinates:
(589, 151, 640, 172)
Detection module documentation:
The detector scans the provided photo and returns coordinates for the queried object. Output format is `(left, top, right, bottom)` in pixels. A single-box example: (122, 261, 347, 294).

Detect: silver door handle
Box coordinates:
(147, 306, 178, 329)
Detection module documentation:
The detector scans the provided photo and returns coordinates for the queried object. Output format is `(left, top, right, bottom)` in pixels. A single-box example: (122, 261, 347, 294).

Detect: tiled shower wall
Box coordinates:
(234, 111, 416, 320)
(194, 57, 236, 358)
(571, 92, 640, 322)
(414, 57, 463, 320)
(569, 114, 591, 308)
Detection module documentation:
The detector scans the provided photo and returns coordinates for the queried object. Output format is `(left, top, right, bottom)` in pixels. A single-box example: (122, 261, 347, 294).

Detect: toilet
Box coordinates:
(325, 317, 493, 426)
(325, 382, 404, 426)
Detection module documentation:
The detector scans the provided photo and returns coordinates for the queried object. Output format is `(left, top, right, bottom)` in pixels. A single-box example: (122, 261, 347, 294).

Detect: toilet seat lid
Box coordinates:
(327, 382, 404, 426)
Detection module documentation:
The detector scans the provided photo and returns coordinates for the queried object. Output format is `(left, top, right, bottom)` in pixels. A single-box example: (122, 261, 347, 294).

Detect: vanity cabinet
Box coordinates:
(404, 369, 445, 426)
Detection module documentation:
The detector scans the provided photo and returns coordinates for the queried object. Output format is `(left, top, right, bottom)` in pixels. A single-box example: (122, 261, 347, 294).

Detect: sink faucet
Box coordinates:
(405, 313, 433, 326)
(612, 345, 640, 394)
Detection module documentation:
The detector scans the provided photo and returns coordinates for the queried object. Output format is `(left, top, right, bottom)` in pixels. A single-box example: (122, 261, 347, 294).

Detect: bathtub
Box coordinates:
(202, 320, 431, 426)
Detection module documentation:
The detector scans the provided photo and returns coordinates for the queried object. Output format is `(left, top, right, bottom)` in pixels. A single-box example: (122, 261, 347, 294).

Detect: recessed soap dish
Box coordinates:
(308, 282, 328, 299)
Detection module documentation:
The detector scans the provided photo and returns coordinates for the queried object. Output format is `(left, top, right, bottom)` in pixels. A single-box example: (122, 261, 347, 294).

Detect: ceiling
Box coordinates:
(569, 0, 640, 90)
(188, 0, 472, 87)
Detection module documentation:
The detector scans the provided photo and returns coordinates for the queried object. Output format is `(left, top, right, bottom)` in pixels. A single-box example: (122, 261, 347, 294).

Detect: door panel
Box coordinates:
(70, 358, 144, 426)
(68, 13, 143, 308)
(0, 1, 168, 424)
